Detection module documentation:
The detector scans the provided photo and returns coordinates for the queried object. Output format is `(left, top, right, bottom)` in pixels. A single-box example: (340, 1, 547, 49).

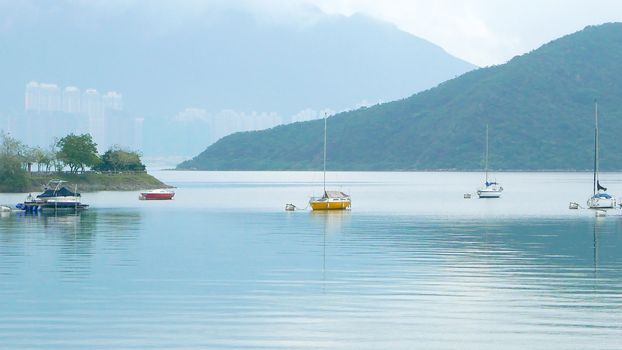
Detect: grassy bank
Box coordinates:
(0, 172, 170, 193)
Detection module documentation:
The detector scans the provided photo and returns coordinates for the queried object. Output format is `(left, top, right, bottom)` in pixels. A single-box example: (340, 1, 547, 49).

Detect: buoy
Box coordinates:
(285, 204, 296, 211)
(569, 202, 579, 210)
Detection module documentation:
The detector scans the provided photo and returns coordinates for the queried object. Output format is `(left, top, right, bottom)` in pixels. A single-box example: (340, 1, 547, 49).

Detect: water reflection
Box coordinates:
(308, 211, 352, 287)
(1, 206, 622, 348)
(0, 210, 142, 281)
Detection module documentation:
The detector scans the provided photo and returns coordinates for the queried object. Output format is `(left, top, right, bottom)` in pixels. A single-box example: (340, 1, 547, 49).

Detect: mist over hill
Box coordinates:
(178, 23, 622, 171)
(0, 2, 475, 156)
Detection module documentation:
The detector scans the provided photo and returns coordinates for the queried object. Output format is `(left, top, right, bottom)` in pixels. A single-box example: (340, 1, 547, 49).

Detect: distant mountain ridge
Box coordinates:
(178, 23, 622, 171)
(0, 2, 475, 156)
(0, 3, 474, 116)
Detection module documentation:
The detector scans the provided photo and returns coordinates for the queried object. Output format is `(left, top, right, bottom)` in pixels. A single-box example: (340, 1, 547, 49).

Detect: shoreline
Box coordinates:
(168, 168, 613, 173)
(11, 172, 171, 193)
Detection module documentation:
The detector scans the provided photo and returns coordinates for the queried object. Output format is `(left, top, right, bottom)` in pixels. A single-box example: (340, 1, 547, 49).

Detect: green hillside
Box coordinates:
(178, 23, 622, 171)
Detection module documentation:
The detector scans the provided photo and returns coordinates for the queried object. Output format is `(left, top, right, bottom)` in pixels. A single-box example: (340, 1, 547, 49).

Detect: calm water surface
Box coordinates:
(1, 171, 622, 349)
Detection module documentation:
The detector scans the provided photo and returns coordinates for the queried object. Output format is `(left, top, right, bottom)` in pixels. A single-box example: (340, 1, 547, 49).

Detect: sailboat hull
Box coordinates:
(587, 197, 616, 209)
(309, 199, 351, 210)
(477, 190, 502, 198)
(477, 183, 503, 198)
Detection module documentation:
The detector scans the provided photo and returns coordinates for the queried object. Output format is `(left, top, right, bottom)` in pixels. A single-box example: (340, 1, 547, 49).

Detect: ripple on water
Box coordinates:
(1, 196, 622, 348)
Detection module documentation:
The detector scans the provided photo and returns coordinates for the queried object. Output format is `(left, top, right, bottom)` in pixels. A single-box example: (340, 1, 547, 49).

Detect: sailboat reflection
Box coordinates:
(310, 210, 350, 289)
(592, 217, 603, 279)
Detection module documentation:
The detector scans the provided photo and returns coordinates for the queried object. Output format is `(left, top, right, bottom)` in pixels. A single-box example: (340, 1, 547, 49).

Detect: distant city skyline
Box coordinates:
(172, 106, 340, 148)
(13, 79, 370, 157)
(16, 81, 141, 152)
(25, 81, 123, 115)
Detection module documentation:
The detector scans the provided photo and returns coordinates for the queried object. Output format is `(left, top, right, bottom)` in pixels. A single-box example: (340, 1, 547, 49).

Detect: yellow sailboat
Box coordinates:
(309, 113, 351, 211)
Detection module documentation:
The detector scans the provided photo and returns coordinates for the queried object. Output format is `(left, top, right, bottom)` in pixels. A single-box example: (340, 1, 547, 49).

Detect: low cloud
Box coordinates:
(3, 0, 621, 66)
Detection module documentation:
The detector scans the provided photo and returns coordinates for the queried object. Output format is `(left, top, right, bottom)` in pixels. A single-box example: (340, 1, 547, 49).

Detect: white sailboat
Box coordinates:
(309, 113, 351, 210)
(477, 124, 503, 198)
(587, 101, 616, 209)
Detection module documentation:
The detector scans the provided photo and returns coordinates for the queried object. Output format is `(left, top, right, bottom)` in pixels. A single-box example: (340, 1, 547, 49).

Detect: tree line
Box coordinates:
(1, 132, 146, 191)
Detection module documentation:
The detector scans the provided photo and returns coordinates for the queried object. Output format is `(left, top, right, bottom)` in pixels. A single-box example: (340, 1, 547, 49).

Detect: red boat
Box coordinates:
(139, 189, 175, 200)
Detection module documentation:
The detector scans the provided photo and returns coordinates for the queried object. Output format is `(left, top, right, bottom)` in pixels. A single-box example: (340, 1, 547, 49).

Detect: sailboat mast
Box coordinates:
(485, 124, 489, 183)
(323, 112, 327, 194)
(593, 100, 598, 195)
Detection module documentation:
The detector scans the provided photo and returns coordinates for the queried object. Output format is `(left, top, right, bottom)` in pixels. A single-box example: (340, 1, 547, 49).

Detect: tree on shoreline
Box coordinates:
(2, 131, 147, 178)
(0, 132, 28, 191)
(94, 147, 146, 172)
(56, 134, 100, 173)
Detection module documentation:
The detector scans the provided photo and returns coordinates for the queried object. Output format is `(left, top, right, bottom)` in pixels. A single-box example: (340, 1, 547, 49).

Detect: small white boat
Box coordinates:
(587, 101, 616, 209)
(477, 125, 503, 199)
(0, 205, 11, 212)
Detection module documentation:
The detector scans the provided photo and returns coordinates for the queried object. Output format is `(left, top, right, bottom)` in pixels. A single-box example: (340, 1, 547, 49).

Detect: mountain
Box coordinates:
(0, 2, 475, 156)
(178, 23, 622, 171)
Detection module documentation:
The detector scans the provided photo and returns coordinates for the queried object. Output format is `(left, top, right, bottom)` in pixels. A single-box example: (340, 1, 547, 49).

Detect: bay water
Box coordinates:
(1, 171, 622, 349)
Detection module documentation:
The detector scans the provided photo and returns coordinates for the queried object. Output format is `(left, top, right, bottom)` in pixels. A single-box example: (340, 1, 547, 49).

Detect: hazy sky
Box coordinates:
(282, 0, 622, 66)
(157, 0, 622, 66)
(3, 0, 622, 66)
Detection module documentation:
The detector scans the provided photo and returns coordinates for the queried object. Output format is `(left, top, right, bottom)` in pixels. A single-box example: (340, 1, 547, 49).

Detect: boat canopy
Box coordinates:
(592, 193, 612, 199)
(485, 181, 499, 186)
(324, 191, 350, 199)
(37, 187, 80, 198)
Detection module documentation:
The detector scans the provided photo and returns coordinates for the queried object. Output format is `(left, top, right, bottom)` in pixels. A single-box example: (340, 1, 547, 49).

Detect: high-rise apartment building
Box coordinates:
(25, 81, 61, 112)
(22, 81, 139, 152)
(25, 81, 41, 111)
(39, 83, 61, 111)
(102, 91, 123, 111)
(82, 89, 105, 149)
(81, 89, 102, 117)
(62, 86, 81, 113)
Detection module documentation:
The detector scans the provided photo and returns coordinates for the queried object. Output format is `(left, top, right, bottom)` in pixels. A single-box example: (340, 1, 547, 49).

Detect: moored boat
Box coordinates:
(587, 101, 616, 209)
(139, 189, 175, 200)
(477, 125, 503, 199)
(310, 191, 351, 210)
(21, 180, 88, 211)
(477, 182, 503, 198)
(308, 113, 351, 211)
